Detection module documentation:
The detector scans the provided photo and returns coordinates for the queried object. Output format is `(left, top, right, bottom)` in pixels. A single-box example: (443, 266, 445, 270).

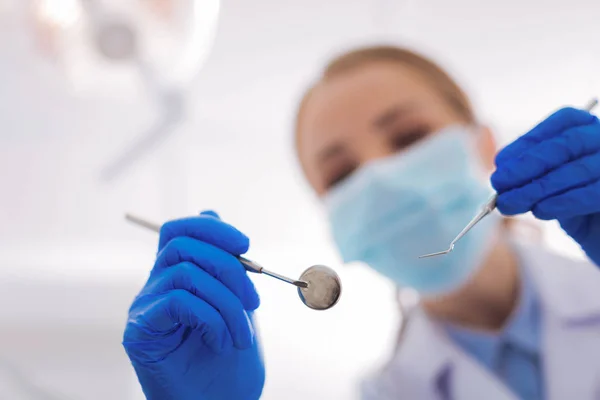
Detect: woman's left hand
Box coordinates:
(491, 106, 600, 266)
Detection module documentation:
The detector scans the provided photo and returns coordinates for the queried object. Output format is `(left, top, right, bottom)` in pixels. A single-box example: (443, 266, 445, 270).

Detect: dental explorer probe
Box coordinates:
(419, 98, 599, 259)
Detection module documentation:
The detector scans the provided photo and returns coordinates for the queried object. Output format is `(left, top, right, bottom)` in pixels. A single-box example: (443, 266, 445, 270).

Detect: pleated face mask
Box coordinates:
(324, 125, 500, 296)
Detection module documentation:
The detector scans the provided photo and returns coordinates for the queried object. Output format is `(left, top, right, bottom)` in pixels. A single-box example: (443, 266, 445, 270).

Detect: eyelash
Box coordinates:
(326, 164, 357, 189)
(391, 126, 430, 150)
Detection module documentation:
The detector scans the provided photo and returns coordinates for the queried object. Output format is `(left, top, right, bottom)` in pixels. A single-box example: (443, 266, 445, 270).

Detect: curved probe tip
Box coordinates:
(418, 244, 455, 259)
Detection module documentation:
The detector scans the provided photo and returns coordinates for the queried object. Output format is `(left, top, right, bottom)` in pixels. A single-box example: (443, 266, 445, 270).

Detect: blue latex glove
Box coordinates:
(491, 107, 600, 265)
(123, 211, 265, 400)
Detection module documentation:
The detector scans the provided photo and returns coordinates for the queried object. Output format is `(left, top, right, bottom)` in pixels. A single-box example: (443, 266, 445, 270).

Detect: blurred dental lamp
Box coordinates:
(29, 0, 220, 97)
(28, 0, 220, 181)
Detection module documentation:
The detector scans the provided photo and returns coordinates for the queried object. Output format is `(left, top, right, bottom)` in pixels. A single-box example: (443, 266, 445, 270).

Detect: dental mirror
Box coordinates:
(297, 265, 342, 310)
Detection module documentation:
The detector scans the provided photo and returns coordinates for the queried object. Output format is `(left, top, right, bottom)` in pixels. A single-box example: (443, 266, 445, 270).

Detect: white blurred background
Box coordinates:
(0, 0, 598, 398)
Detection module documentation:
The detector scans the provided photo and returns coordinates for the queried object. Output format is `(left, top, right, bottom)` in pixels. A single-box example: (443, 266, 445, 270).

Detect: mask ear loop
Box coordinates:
(466, 122, 496, 184)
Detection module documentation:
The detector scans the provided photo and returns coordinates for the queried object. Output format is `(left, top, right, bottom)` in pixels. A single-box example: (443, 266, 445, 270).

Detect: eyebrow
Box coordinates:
(372, 104, 416, 129)
(315, 103, 418, 165)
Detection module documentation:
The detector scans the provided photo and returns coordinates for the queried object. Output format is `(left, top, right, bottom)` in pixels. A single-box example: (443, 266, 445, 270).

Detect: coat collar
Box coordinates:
(516, 242, 600, 325)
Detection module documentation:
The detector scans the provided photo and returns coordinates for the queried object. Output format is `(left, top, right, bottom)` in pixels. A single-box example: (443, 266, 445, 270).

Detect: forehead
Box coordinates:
(298, 61, 445, 156)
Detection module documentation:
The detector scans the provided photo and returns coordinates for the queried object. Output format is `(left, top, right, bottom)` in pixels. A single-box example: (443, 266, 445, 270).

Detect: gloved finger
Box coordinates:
(200, 210, 220, 219)
(532, 179, 600, 220)
(495, 107, 597, 166)
(496, 151, 600, 215)
(129, 290, 233, 354)
(492, 123, 600, 192)
(154, 237, 260, 311)
(158, 214, 249, 254)
(145, 262, 255, 349)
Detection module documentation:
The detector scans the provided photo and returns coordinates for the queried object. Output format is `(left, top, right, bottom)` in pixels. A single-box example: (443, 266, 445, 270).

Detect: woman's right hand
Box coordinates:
(122, 211, 265, 400)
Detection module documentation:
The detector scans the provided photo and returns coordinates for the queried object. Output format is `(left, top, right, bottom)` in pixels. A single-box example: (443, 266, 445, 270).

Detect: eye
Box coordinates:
(325, 163, 357, 189)
(390, 125, 431, 151)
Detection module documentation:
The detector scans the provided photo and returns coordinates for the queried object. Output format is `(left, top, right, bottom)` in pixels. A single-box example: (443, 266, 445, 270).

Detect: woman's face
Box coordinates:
(296, 61, 495, 196)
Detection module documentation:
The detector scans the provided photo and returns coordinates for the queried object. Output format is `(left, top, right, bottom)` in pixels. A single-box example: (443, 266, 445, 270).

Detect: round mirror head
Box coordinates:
(297, 265, 341, 310)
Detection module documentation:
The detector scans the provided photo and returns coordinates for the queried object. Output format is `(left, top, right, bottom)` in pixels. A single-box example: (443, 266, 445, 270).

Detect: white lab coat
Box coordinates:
(361, 243, 600, 400)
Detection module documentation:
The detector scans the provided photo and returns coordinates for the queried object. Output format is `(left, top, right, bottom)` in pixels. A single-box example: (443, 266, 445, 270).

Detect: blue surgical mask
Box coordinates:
(323, 125, 500, 296)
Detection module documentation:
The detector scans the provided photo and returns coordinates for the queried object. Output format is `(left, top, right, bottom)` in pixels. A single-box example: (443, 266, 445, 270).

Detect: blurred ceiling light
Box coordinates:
(34, 0, 82, 28)
(29, 0, 221, 97)
(25, 0, 221, 181)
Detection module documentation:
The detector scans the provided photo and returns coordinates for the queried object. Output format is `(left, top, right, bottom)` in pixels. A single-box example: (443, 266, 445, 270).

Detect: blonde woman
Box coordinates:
(123, 46, 600, 400)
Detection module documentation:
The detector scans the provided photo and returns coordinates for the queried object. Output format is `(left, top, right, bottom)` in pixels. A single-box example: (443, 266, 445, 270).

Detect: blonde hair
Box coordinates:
(295, 45, 475, 147)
